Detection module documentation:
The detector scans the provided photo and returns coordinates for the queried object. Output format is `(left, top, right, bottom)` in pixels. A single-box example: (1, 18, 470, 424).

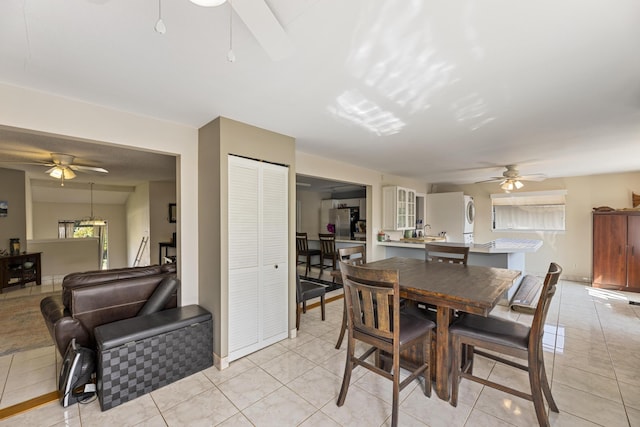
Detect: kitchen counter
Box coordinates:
(378, 238, 543, 304)
(378, 238, 542, 254)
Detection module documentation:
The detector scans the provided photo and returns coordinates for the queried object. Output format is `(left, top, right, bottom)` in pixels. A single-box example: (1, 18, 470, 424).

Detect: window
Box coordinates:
(58, 220, 109, 269)
(491, 190, 567, 232)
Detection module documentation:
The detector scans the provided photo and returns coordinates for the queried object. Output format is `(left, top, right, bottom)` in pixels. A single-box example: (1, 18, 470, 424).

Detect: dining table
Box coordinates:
(354, 256, 522, 401)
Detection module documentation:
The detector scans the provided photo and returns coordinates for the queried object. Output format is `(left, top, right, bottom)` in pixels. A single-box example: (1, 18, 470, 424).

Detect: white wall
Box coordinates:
(0, 83, 199, 305)
(126, 183, 151, 267)
(435, 171, 640, 281)
(32, 201, 128, 268)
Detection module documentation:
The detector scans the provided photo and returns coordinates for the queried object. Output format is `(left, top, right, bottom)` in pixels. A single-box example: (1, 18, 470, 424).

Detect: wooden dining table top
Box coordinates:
(361, 257, 521, 316)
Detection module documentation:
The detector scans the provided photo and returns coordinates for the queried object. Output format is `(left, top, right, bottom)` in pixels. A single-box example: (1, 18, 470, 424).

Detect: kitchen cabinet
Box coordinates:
(592, 211, 640, 292)
(382, 186, 416, 231)
(228, 156, 289, 361)
(340, 198, 361, 208)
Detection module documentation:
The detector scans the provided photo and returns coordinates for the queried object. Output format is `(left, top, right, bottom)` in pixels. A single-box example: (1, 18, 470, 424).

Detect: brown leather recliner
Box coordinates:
(40, 264, 178, 355)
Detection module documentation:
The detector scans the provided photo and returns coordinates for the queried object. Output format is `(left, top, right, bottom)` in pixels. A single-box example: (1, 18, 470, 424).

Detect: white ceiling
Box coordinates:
(1, 0, 640, 194)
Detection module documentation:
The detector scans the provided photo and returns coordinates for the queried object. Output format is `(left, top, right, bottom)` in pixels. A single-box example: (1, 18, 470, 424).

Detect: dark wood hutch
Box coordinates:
(592, 211, 640, 292)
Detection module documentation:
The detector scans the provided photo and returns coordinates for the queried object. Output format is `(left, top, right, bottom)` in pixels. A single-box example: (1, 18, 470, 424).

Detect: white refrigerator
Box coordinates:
(426, 192, 475, 243)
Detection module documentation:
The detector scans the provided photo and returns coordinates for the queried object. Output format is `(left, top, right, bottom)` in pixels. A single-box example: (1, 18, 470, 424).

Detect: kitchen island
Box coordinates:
(378, 238, 543, 303)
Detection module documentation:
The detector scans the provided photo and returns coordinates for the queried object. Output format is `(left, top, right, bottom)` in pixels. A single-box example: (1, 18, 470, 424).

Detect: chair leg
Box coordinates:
(337, 335, 355, 406)
(302, 301, 307, 313)
(423, 331, 431, 397)
(296, 304, 301, 330)
(335, 299, 347, 349)
(391, 353, 401, 427)
(539, 351, 558, 413)
(450, 335, 461, 407)
(320, 295, 326, 321)
(305, 254, 311, 276)
(391, 377, 400, 427)
(462, 343, 475, 374)
(529, 352, 551, 427)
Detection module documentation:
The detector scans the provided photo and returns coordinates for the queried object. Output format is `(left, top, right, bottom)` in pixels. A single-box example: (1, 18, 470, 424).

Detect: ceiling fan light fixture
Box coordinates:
(500, 179, 524, 192)
(500, 180, 514, 191)
(49, 166, 76, 180)
(189, 0, 226, 6)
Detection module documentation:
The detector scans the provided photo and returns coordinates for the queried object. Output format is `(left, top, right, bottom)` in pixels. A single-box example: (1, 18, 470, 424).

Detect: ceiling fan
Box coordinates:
(2, 153, 109, 186)
(476, 165, 546, 192)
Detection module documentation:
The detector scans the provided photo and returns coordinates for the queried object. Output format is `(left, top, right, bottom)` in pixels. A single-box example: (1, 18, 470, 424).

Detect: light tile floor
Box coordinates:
(2, 268, 640, 426)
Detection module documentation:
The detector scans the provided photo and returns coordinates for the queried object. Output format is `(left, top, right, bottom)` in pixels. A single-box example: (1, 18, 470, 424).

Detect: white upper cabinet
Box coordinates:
(382, 186, 416, 231)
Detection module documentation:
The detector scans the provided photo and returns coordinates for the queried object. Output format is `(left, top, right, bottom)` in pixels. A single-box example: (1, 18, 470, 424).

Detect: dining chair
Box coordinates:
(318, 233, 338, 278)
(333, 245, 366, 349)
(337, 261, 434, 427)
(295, 274, 326, 330)
(424, 243, 469, 265)
(296, 232, 321, 276)
(449, 262, 562, 427)
(411, 243, 470, 321)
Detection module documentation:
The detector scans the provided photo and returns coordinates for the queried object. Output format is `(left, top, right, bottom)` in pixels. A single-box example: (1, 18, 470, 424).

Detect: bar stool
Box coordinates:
(296, 232, 321, 276)
(318, 233, 338, 278)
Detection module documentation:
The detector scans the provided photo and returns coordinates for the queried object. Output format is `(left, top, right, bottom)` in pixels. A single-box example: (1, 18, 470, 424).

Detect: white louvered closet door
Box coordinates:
(228, 155, 288, 361)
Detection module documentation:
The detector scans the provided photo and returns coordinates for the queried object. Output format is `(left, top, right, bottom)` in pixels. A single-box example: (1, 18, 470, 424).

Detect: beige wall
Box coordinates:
(28, 238, 100, 281)
(435, 171, 640, 281)
(0, 168, 27, 253)
(296, 190, 330, 237)
(0, 83, 199, 305)
(32, 201, 128, 269)
(199, 117, 296, 365)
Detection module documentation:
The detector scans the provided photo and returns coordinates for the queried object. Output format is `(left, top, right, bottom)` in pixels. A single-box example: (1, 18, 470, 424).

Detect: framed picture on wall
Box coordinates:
(169, 203, 176, 223)
(0, 201, 7, 217)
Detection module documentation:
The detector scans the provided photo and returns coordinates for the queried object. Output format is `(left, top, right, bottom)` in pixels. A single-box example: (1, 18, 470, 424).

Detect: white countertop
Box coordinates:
(378, 238, 543, 254)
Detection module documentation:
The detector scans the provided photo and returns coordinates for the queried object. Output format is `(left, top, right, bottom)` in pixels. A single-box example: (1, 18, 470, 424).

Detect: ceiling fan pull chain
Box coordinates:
(227, 0, 235, 62)
(155, 0, 167, 34)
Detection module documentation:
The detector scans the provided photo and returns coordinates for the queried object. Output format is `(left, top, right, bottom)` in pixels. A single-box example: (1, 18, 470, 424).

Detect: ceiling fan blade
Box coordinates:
(231, 0, 294, 61)
(0, 160, 54, 166)
(474, 176, 505, 183)
(69, 165, 109, 174)
(518, 174, 547, 181)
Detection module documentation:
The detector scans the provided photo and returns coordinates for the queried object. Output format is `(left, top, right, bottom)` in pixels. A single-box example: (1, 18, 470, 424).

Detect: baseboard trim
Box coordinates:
(0, 391, 59, 420)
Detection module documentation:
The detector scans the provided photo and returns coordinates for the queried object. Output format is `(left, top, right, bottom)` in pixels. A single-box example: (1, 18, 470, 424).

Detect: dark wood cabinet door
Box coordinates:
(593, 214, 626, 287)
(626, 215, 640, 289)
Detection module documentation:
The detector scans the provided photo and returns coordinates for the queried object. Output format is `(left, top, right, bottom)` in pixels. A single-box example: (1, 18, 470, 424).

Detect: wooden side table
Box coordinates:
(0, 252, 42, 293)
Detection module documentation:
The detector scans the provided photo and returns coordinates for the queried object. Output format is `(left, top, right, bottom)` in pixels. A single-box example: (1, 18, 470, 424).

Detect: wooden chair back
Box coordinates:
(296, 232, 309, 254)
(339, 261, 399, 351)
(338, 245, 366, 266)
(529, 262, 562, 351)
(425, 243, 469, 265)
(318, 233, 336, 256)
